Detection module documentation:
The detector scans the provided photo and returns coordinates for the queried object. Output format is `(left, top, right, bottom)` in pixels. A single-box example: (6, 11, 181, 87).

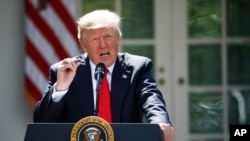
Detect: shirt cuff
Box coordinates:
(51, 84, 68, 102)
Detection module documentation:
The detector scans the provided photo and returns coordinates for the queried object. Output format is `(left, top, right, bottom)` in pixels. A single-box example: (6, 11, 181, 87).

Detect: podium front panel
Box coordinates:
(24, 123, 164, 141)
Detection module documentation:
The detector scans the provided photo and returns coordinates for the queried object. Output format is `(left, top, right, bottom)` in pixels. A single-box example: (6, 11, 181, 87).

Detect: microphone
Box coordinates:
(94, 63, 105, 116)
(94, 63, 105, 82)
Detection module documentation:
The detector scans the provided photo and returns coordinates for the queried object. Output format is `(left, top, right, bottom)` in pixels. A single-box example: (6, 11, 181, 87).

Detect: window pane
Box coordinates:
(227, 43, 250, 85)
(188, 0, 221, 38)
(121, 45, 155, 74)
(82, 0, 115, 13)
(189, 45, 221, 86)
(227, 0, 250, 37)
(228, 90, 250, 124)
(189, 92, 223, 133)
(121, 0, 154, 39)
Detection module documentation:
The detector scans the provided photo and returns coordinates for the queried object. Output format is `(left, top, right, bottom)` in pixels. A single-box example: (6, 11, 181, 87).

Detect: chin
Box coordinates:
(103, 60, 114, 68)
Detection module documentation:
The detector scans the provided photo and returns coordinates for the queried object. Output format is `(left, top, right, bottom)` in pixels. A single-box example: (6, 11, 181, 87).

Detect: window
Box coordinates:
(188, 0, 250, 140)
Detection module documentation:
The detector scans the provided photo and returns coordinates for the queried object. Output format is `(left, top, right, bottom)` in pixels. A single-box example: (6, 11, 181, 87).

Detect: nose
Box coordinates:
(100, 38, 106, 48)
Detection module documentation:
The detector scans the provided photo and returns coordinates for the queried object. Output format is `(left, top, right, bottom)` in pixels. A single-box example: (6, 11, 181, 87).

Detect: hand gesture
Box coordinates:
(55, 57, 80, 91)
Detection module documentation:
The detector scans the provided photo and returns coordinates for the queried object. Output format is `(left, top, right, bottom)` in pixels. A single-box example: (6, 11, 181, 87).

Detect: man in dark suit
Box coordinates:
(33, 9, 175, 141)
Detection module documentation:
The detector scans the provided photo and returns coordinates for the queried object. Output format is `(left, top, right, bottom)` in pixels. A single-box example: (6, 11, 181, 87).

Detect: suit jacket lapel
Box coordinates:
(111, 55, 133, 122)
(74, 55, 95, 116)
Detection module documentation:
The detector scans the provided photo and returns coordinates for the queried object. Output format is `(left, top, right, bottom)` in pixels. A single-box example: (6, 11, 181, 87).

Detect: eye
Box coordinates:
(105, 34, 112, 39)
(91, 38, 98, 42)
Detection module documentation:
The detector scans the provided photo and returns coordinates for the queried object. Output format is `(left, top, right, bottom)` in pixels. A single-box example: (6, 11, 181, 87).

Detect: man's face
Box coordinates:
(80, 27, 120, 68)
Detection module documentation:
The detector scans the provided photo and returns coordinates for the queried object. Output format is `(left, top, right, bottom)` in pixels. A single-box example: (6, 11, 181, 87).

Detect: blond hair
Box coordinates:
(76, 9, 122, 40)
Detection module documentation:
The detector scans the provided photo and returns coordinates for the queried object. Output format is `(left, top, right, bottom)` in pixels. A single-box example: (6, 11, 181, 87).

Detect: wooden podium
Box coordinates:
(24, 123, 164, 141)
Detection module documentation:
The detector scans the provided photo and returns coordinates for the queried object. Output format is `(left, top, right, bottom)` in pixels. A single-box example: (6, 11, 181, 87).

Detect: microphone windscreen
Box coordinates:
(94, 63, 105, 80)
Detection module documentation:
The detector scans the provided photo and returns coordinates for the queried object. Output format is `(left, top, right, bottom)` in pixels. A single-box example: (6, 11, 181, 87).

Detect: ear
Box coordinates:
(79, 39, 87, 52)
(117, 36, 121, 46)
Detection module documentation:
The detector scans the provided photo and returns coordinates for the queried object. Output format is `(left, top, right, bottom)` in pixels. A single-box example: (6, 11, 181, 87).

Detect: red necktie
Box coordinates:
(98, 69, 112, 123)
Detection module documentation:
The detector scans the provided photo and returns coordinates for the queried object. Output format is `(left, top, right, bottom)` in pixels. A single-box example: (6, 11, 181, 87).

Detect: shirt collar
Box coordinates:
(89, 60, 115, 75)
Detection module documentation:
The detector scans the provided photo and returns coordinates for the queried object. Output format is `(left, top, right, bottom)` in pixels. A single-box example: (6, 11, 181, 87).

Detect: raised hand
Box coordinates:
(55, 57, 80, 91)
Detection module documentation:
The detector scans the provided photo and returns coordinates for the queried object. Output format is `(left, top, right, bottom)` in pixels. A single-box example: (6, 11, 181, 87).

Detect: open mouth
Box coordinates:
(100, 52, 110, 58)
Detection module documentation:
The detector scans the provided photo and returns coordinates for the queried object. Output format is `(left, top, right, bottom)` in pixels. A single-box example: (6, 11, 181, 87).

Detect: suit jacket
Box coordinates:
(33, 52, 171, 124)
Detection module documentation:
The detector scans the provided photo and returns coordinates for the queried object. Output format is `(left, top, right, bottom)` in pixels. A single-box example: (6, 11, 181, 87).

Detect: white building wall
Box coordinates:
(0, 1, 33, 140)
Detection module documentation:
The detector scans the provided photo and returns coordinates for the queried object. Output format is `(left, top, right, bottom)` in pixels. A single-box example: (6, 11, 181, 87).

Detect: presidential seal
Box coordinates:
(71, 116, 114, 141)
